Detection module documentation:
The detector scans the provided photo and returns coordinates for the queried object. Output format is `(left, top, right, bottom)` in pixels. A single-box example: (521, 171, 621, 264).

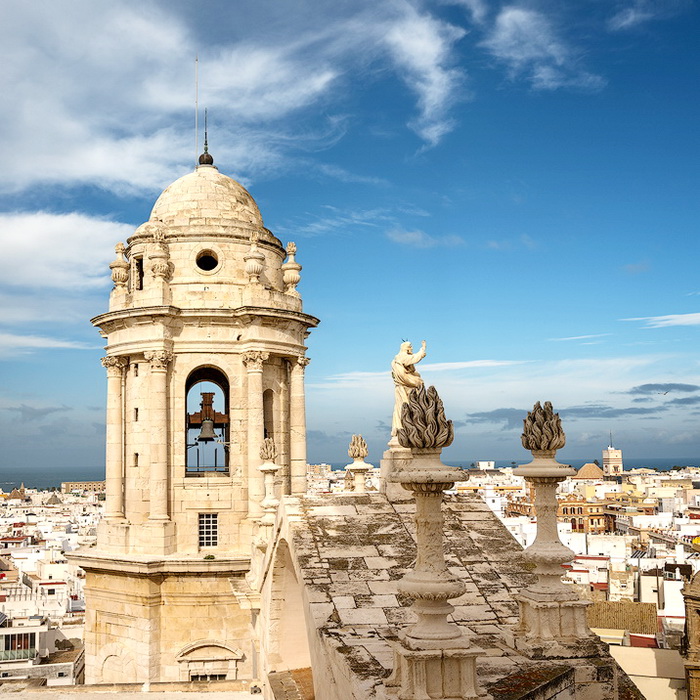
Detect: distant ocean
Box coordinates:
(3, 458, 700, 491)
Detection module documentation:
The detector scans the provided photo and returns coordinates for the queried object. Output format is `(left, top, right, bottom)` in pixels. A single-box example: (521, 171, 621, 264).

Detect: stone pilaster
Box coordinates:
(101, 355, 127, 520)
(144, 350, 173, 522)
(244, 351, 269, 518)
(289, 355, 310, 495)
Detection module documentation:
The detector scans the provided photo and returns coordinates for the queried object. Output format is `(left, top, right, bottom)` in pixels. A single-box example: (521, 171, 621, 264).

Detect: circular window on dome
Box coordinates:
(196, 250, 219, 272)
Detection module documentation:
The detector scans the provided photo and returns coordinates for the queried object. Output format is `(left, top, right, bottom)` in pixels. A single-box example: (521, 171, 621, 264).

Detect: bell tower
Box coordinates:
(71, 151, 318, 684)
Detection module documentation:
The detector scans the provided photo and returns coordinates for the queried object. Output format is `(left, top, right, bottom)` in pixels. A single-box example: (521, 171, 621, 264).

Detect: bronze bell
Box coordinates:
(197, 418, 217, 442)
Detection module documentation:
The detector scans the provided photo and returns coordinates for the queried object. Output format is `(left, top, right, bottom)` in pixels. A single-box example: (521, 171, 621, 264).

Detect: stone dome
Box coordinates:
(573, 462, 605, 480)
(150, 164, 263, 229)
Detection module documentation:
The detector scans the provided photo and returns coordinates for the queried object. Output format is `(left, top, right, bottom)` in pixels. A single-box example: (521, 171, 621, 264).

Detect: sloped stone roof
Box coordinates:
(282, 492, 540, 695)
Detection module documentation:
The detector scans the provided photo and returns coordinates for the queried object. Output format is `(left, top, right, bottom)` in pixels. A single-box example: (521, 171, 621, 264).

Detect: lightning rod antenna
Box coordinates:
(204, 108, 209, 154)
(195, 56, 199, 165)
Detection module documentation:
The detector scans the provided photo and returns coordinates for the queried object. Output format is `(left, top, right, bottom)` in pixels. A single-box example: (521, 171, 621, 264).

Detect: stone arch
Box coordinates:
(175, 640, 245, 681)
(185, 365, 230, 474)
(267, 538, 312, 673)
(263, 388, 275, 440)
(98, 643, 137, 684)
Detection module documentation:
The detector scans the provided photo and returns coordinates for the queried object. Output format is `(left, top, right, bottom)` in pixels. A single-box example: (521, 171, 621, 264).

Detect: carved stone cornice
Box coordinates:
(242, 350, 269, 371)
(101, 356, 127, 376)
(144, 350, 173, 370)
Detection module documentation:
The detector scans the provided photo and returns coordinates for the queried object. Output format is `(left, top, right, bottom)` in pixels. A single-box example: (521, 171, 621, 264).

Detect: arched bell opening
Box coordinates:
(263, 389, 274, 440)
(185, 367, 230, 476)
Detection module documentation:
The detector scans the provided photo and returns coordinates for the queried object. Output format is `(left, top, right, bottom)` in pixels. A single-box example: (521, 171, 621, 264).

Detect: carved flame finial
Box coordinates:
(348, 434, 368, 460)
(397, 385, 454, 450)
(521, 401, 566, 453)
(260, 437, 277, 463)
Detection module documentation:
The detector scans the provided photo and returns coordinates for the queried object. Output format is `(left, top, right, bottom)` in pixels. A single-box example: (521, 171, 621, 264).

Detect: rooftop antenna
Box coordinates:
(204, 108, 209, 154)
(194, 56, 199, 166)
(609, 430, 613, 448)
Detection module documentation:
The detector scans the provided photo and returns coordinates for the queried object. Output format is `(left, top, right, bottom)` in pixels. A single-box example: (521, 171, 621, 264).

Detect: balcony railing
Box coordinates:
(0, 648, 37, 661)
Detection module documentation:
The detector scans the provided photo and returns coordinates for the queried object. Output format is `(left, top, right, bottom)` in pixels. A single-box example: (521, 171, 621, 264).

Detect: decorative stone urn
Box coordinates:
(281, 242, 302, 297)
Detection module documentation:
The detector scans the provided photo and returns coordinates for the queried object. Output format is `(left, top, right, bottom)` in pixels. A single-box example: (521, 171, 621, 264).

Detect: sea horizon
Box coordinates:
(3, 457, 700, 491)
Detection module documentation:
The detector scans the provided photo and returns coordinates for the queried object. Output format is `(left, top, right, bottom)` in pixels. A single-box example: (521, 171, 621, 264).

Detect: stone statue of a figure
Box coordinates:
(391, 340, 427, 437)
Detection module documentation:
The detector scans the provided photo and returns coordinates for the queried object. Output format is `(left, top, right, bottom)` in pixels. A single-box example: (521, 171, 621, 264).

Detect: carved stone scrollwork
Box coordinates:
(109, 243, 129, 288)
(242, 351, 269, 371)
(144, 350, 173, 370)
(296, 355, 310, 369)
(101, 355, 127, 376)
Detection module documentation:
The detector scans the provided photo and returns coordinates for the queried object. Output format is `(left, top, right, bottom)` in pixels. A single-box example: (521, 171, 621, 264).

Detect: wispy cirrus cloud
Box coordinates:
(480, 6, 605, 91)
(0, 332, 99, 358)
(624, 313, 700, 328)
(383, 6, 466, 146)
(549, 334, 612, 342)
(386, 227, 464, 248)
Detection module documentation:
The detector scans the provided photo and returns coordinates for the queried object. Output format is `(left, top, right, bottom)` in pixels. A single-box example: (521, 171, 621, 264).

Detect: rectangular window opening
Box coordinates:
(134, 408, 139, 422)
(199, 513, 218, 548)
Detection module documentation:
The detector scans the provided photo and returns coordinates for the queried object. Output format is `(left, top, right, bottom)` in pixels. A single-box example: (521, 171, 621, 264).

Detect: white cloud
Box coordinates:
(0, 332, 98, 358)
(625, 313, 700, 328)
(422, 360, 527, 371)
(550, 334, 612, 342)
(608, 2, 657, 30)
(382, 7, 467, 145)
(386, 227, 464, 247)
(452, 0, 489, 24)
(480, 7, 605, 91)
(0, 1, 469, 196)
(0, 212, 132, 290)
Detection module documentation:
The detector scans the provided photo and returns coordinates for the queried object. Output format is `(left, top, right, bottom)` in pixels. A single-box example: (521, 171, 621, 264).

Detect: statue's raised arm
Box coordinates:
(391, 340, 427, 437)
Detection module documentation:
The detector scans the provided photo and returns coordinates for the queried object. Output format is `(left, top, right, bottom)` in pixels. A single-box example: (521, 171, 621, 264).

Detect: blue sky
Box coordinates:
(1, 0, 699, 471)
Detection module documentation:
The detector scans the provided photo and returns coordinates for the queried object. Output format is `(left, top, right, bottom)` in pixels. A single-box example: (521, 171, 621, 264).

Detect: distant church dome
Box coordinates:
(150, 164, 263, 229)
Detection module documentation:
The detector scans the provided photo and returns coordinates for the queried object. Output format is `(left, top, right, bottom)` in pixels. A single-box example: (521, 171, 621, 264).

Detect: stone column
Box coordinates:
(101, 356, 127, 520)
(388, 385, 483, 700)
(144, 350, 172, 521)
(505, 401, 599, 658)
(289, 355, 310, 495)
(244, 351, 269, 518)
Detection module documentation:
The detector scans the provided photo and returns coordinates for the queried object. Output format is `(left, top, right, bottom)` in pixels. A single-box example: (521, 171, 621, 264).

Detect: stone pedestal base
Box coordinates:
(97, 519, 130, 552)
(142, 520, 177, 556)
(380, 446, 413, 502)
(94, 520, 177, 556)
(503, 592, 602, 659)
(386, 635, 484, 700)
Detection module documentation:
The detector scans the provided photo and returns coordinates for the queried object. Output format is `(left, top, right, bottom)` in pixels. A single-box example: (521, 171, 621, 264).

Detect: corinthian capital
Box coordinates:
(101, 356, 127, 376)
(242, 350, 269, 371)
(296, 355, 311, 368)
(144, 350, 173, 370)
